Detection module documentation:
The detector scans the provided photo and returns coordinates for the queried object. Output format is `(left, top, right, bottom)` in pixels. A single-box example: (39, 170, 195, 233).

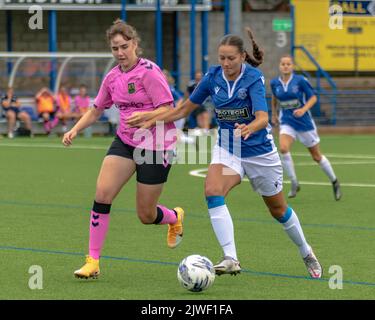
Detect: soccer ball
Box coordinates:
(177, 254, 215, 292)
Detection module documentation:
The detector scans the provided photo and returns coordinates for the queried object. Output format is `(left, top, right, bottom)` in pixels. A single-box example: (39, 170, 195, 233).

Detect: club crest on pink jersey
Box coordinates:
(128, 82, 136, 94)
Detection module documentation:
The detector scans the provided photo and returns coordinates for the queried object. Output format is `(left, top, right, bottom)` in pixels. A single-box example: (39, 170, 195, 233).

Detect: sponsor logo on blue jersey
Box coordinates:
(215, 107, 250, 121)
(279, 99, 301, 110)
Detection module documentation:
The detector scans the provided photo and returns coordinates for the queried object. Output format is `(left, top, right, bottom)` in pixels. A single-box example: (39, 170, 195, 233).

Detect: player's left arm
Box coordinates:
(235, 77, 269, 140)
(127, 103, 174, 127)
(235, 110, 268, 140)
(293, 77, 317, 118)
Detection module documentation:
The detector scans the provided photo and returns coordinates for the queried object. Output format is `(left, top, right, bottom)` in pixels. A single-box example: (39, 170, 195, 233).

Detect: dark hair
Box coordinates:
(218, 27, 264, 67)
(106, 19, 143, 56)
(280, 54, 294, 63)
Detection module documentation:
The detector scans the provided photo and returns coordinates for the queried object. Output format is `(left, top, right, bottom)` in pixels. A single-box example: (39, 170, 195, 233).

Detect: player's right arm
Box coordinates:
(271, 94, 279, 126)
(141, 72, 211, 129)
(62, 107, 103, 146)
(144, 99, 199, 128)
(269, 81, 279, 126)
(63, 73, 113, 146)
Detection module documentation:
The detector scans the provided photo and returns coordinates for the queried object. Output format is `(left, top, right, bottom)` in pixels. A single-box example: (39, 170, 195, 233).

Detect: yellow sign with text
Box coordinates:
(292, 0, 375, 71)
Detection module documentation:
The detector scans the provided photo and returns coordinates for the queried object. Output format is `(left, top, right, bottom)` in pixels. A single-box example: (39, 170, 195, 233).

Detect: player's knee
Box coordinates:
(268, 204, 287, 219)
(205, 185, 224, 197)
(95, 189, 114, 204)
(279, 145, 289, 154)
(137, 210, 154, 224)
(312, 154, 322, 162)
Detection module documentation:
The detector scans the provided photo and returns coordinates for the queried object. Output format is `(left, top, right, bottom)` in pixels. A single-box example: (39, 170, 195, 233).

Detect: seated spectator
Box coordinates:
(52, 85, 80, 132)
(35, 87, 56, 134)
(185, 70, 203, 129)
(74, 84, 91, 119)
(1, 87, 33, 138)
(162, 69, 195, 145)
(185, 71, 217, 133)
(163, 69, 185, 130)
(74, 84, 92, 137)
(195, 107, 211, 134)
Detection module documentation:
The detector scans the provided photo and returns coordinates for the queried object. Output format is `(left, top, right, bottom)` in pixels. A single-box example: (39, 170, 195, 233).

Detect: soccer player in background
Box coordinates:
(127, 28, 323, 279)
(270, 55, 341, 200)
(62, 19, 184, 279)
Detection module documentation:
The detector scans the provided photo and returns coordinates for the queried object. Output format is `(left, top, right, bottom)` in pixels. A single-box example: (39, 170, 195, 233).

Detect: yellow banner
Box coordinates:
(292, 0, 375, 71)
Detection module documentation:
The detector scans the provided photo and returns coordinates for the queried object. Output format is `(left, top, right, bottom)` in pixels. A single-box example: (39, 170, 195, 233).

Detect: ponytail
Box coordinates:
(244, 27, 264, 67)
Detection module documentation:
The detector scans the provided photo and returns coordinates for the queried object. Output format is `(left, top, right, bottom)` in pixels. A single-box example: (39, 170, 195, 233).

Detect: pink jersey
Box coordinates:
(94, 58, 176, 150)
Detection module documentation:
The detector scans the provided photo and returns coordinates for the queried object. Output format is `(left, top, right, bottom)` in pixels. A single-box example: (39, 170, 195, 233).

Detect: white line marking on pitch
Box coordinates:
(2, 143, 375, 160)
(293, 152, 375, 160)
(189, 168, 375, 188)
(0, 142, 106, 150)
(295, 161, 375, 166)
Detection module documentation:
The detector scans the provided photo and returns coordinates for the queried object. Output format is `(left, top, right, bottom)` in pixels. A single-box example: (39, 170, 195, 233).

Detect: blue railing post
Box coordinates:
(173, 11, 180, 91)
(295, 45, 337, 125)
(156, 0, 163, 68)
(331, 93, 337, 125)
(201, 10, 208, 74)
(315, 70, 321, 117)
(48, 10, 57, 91)
(121, 0, 127, 21)
(224, 0, 230, 35)
(190, 0, 196, 80)
(6, 11, 13, 77)
(290, 4, 295, 59)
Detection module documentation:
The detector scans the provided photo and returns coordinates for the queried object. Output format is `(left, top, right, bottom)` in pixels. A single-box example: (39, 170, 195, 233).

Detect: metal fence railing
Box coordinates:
(267, 90, 375, 127)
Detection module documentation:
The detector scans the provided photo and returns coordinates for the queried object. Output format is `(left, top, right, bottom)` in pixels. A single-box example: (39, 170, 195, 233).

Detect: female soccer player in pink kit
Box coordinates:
(62, 19, 184, 279)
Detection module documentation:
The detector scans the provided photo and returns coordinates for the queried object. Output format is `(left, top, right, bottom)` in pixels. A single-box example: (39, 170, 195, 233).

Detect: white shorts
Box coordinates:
(280, 124, 320, 148)
(174, 118, 185, 130)
(211, 144, 283, 197)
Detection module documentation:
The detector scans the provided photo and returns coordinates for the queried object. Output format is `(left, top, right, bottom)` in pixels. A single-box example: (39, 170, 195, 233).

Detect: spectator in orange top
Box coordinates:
(35, 87, 56, 134)
(51, 85, 79, 132)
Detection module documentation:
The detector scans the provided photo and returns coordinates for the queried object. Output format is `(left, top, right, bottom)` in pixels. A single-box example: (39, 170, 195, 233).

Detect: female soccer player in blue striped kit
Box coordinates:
(127, 28, 322, 278)
(270, 55, 341, 200)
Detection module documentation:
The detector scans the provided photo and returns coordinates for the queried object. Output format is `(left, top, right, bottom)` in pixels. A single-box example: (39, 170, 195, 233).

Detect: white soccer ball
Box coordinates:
(177, 254, 215, 292)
